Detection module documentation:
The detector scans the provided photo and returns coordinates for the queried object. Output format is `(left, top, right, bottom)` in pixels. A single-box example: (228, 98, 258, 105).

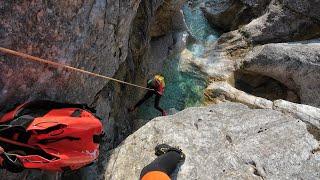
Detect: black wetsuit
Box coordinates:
(140, 151, 181, 179)
(133, 80, 166, 116)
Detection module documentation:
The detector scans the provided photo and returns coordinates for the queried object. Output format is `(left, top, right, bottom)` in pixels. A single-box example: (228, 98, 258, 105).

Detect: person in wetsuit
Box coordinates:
(129, 75, 167, 116)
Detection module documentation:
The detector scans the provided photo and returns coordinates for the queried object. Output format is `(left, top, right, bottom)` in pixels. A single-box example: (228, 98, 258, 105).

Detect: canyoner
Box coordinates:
(129, 75, 167, 116)
(0, 101, 103, 173)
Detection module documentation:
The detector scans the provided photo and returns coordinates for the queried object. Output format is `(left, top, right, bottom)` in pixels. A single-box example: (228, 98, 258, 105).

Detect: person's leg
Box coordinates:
(133, 91, 154, 110)
(154, 95, 167, 116)
(140, 151, 181, 180)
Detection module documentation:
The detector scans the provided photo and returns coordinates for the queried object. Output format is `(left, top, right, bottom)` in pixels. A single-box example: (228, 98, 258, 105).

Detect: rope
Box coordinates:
(0, 136, 38, 150)
(0, 47, 154, 91)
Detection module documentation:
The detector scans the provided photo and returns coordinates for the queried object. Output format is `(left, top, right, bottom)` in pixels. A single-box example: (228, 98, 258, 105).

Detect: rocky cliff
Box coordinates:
(182, 0, 320, 108)
(201, 0, 271, 31)
(0, 0, 185, 179)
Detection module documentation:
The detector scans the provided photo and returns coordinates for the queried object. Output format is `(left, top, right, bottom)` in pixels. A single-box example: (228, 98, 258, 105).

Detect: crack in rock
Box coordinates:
(306, 122, 320, 141)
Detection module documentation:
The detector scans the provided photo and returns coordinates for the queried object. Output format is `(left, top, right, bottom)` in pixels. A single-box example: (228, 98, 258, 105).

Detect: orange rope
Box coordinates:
(0, 47, 154, 91)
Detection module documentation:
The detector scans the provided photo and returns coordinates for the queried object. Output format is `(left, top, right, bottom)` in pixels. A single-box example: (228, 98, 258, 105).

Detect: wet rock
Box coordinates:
(179, 48, 235, 80)
(191, 1, 320, 108)
(104, 102, 320, 179)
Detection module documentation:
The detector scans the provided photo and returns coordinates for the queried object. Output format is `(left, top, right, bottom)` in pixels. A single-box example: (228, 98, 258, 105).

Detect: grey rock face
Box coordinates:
(205, 81, 274, 109)
(281, 0, 320, 21)
(243, 0, 320, 44)
(202, 0, 320, 42)
(150, 0, 187, 37)
(242, 40, 320, 107)
(201, 0, 271, 31)
(0, 0, 141, 110)
(273, 99, 320, 130)
(104, 102, 320, 179)
(205, 81, 320, 130)
(188, 0, 320, 109)
(0, 0, 184, 179)
(0, 0, 140, 179)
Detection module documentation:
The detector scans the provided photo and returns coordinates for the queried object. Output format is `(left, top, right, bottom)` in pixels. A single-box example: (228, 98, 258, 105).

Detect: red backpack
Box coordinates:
(0, 101, 103, 172)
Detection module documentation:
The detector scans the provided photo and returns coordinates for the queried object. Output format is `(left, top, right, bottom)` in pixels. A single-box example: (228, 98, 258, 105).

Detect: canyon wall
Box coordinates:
(0, 0, 185, 179)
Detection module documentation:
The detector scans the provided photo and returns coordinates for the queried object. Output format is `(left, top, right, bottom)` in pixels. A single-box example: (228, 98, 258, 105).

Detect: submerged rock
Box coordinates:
(104, 102, 320, 179)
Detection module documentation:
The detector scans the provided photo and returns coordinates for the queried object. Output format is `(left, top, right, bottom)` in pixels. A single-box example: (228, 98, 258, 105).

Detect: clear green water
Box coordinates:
(137, 2, 220, 120)
(183, 1, 220, 42)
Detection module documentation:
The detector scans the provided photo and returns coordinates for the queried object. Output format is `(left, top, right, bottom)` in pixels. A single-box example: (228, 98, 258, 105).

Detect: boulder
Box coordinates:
(179, 47, 235, 80)
(201, 0, 320, 43)
(242, 40, 320, 107)
(196, 0, 320, 111)
(104, 102, 320, 179)
(201, 0, 271, 31)
(205, 81, 320, 130)
(205, 81, 273, 109)
(241, 0, 320, 44)
(273, 100, 320, 129)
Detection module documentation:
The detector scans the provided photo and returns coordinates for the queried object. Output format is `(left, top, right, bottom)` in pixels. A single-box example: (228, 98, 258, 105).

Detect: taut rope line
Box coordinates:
(0, 47, 154, 91)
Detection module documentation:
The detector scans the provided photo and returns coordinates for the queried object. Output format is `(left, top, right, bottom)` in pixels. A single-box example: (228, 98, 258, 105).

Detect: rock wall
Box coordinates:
(242, 0, 320, 44)
(201, 0, 271, 31)
(0, 0, 140, 111)
(183, 0, 320, 108)
(0, 0, 186, 179)
(150, 0, 186, 37)
(242, 40, 320, 107)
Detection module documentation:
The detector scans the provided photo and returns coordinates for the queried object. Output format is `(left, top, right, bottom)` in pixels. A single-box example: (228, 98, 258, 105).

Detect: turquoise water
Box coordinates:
(137, 2, 220, 120)
(183, 2, 220, 41)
